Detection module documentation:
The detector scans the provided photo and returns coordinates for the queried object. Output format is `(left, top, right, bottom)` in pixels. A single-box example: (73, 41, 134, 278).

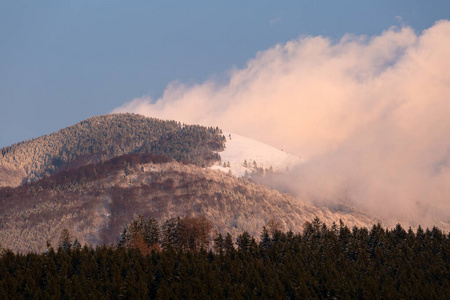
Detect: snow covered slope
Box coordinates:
(210, 132, 303, 177)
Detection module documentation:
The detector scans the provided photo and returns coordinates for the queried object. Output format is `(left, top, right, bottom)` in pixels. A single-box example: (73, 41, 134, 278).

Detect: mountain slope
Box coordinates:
(0, 113, 225, 187)
(211, 132, 303, 177)
(0, 152, 380, 253)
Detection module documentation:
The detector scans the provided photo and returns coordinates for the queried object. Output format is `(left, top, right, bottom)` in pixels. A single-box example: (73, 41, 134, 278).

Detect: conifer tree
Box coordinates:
(224, 233, 235, 256)
(236, 231, 250, 251)
(161, 217, 180, 249)
(213, 233, 225, 255)
(143, 217, 160, 248)
(261, 227, 271, 250)
(58, 228, 72, 252)
(72, 239, 81, 250)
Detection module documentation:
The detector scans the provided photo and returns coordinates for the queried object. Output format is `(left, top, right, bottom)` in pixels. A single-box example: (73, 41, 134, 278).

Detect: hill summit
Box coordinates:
(0, 113, 225, 188)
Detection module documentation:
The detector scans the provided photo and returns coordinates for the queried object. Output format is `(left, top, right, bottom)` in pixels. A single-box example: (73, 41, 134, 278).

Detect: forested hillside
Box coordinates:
(0, 219, 448, 299)
(0, 152, 379, 253)
(0, 113, 225, 187)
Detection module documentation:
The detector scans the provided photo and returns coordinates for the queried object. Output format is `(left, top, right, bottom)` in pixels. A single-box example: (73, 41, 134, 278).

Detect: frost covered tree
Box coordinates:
(267, 218, 282, 237)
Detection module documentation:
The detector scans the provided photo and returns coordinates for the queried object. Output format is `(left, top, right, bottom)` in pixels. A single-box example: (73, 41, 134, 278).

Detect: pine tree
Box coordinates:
(58, 228, 72, 252)
(224, 233, 235, 256)
(161, 217, 180, 249)
(143, 217, 160, 249)
(260, 227, 271, 250)
(236, 231, 252, 252)
(73, 239, 81, 250)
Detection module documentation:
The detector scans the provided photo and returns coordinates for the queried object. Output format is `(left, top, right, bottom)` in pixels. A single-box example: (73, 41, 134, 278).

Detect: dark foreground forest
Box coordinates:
(0, 218, 449, 299)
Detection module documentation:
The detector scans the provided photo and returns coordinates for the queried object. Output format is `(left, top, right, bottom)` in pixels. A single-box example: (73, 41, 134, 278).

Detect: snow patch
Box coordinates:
(210, 132, 303, 177)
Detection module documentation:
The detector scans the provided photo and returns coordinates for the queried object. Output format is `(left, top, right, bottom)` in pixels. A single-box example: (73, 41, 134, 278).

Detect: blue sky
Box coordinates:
(1, 1, 449, 148)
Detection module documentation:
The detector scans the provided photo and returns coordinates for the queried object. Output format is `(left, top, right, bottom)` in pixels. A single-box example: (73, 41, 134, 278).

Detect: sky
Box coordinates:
(1, 1, 450, 148)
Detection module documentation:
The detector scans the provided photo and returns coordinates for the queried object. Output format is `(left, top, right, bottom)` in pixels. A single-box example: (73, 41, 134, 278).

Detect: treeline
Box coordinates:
(0, 218, 448, 299)
(0, 113, 225, 186)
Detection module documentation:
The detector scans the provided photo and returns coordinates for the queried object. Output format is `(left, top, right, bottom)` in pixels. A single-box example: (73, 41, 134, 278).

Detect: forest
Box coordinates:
(0, 217, 448, 299)
(0, 113, 225, 187)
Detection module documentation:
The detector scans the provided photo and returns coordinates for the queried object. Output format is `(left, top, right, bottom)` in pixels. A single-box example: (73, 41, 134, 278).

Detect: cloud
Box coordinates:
(113, 20, 450, 229)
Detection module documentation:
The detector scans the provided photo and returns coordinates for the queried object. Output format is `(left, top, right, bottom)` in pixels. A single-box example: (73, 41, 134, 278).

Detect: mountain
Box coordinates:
(0, 114, 381, 253)
(0, 113, 225, 188)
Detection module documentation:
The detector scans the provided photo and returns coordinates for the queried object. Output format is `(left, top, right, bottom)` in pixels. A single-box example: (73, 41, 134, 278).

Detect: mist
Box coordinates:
(114, 21, 450, 229)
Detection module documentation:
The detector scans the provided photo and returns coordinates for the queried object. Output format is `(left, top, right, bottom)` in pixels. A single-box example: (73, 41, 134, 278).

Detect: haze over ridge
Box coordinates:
(114, 21, 450, 229)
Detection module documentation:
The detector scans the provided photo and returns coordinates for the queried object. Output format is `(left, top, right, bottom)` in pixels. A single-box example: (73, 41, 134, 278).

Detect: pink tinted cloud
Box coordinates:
(114, 20, 450, 229)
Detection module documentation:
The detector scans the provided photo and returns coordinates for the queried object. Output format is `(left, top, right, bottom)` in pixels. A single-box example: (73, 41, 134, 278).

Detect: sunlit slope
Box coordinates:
(211, 132, 303, 177)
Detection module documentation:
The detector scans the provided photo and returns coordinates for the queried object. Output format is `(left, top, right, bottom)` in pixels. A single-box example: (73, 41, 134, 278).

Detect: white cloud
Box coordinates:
(113, 20, 450, 229)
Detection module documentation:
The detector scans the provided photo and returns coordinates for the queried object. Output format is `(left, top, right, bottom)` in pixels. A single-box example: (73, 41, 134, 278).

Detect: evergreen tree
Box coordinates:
(236, 231, 253, 252)
(161, 217, 180, 249)
(72, 239, 81, 250)
(224, 233, 235, 256)
(213, 233, 225, 255)
(58, 228, 72, 252)
(260, 227, 271, 250)
(143, 217, 160, 249)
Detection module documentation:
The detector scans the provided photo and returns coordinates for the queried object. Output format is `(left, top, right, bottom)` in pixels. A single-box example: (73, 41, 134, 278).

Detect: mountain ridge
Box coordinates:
(0, 113, 225, 188)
